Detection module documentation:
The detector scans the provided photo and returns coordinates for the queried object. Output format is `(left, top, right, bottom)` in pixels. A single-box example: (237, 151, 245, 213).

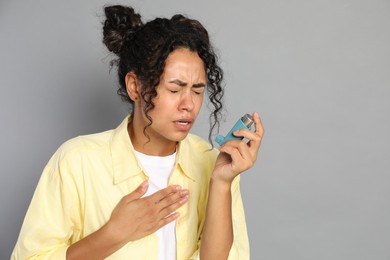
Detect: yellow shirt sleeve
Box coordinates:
(11, 151, 82, 259)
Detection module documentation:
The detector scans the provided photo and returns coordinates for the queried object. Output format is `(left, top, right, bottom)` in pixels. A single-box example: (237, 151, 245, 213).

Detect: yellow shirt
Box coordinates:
(12, 116, 249, 259)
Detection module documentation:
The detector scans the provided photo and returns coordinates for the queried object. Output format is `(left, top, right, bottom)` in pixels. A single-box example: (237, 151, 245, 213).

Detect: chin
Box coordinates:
(170, 132, 190, 142)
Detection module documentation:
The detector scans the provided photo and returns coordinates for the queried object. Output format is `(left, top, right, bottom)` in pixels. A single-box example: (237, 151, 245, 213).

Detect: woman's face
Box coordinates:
(138, 48, 206, 147)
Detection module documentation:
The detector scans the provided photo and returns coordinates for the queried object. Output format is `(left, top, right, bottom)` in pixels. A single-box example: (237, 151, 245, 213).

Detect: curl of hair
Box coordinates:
(103, 5, 143, 54)
(102, 6, 224, 146)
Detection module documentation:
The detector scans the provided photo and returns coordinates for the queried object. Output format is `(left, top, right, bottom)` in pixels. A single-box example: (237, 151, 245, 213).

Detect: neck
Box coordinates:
(127, 119, 177, 157)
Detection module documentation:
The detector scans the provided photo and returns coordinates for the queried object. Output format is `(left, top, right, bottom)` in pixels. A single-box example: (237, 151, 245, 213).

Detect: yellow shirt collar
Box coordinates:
(110, 115, 199, 184)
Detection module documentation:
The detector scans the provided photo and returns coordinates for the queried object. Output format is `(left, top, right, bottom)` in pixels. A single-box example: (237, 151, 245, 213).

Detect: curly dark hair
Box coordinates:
(102, 5, 224, 145)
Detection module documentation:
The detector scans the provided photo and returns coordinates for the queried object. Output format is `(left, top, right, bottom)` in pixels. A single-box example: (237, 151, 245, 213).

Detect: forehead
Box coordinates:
(162, 48, 206, 79)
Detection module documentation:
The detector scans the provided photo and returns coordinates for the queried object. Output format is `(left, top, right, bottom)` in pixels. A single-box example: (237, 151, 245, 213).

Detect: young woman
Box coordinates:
(12, 5, 264, 260)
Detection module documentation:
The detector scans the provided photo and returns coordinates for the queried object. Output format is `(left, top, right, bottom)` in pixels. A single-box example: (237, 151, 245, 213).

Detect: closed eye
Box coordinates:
(193, 85, 205, 95)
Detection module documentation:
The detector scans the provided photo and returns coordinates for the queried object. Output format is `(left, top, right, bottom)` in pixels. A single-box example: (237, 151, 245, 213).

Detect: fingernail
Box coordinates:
(180, 190, 189, 196)
(144, 182, 150, 190)
(180, 196, 189, 204)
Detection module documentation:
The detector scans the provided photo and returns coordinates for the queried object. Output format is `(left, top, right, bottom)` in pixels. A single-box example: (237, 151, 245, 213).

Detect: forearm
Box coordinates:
(66, 222, 125, 260)
(200, 178, 233, 260)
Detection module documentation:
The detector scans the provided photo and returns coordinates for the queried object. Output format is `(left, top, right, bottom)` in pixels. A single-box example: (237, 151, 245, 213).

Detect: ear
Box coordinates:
(125, 72, 141, 103)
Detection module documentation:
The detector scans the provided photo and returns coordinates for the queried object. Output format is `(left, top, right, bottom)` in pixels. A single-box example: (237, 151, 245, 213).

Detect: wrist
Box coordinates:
(211, 169, 235, 184)
(100, 221, 127, 249)
(66, 221, 125, 260)
(209, 177, 233, 193)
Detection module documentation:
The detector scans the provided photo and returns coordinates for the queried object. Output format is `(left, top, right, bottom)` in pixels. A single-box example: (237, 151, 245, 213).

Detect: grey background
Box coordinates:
(1, 0, 389, 259)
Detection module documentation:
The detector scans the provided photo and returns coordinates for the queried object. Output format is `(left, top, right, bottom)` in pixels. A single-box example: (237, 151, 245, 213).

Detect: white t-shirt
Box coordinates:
(134, 150, 177, 260)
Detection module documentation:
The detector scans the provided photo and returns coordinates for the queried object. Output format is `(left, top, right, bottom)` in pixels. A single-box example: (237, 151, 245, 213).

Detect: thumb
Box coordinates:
(125, 181, 149, 202)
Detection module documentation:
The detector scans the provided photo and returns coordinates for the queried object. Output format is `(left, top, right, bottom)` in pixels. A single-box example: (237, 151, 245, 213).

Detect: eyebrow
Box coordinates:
(169, 79, 206, 88)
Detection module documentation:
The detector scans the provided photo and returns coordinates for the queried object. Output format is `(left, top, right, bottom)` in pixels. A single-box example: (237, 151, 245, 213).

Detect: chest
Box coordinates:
(76, 166, 206, 259)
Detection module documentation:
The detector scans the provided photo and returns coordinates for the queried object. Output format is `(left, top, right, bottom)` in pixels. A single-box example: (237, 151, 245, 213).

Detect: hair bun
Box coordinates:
(103, 5, 143, 54)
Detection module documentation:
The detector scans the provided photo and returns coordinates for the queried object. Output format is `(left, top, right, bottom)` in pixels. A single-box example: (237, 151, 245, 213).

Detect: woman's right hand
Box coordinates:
(106, 181, 189, 245)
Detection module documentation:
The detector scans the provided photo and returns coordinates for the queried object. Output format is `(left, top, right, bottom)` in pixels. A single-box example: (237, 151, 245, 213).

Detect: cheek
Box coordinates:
(150, 95, 177, 115)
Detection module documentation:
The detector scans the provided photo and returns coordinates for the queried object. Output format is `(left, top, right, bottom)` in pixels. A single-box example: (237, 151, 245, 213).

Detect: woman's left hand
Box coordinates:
(212, 112, 264, 184)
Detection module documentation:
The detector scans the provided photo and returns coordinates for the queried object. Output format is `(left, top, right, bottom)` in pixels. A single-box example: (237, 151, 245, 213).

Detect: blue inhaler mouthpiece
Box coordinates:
(215, 114, 254, 146)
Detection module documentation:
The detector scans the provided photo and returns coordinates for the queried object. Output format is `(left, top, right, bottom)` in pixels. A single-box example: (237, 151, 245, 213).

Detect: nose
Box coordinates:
(179, 92, 194, 111)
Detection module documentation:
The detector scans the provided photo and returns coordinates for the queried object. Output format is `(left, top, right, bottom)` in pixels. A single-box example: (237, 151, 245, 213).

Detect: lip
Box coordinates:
(173, 118, 194, 131)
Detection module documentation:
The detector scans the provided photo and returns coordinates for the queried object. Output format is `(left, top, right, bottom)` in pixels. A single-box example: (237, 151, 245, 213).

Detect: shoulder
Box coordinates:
(60, 130, 113, 155)
(48, 129, 115, 168)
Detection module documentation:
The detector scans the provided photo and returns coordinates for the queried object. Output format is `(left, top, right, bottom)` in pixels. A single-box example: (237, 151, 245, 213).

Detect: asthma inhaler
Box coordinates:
(215, 114, 254, 146)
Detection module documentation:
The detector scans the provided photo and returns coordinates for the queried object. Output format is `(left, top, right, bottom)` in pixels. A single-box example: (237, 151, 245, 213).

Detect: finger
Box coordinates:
(156, 212, 180, 230)
(158, 189, 189, 207)
(231, 128, 261, 155)
(220, 143, 245, 163)
(232, 128, 259, 142)
(123, 181, 149, 203)
(220, 141, 255, 169)
(158, 192, 189, 218)
(246, 112, 264, 155)
(148, 185, 181, 204)
(231, 112, 263, 138)
(253, 112, 264, 137)
(232, 112, 263, 152)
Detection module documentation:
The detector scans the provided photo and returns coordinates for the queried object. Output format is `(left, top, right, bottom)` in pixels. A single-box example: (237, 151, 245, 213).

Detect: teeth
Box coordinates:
(177, 121, 189, 125)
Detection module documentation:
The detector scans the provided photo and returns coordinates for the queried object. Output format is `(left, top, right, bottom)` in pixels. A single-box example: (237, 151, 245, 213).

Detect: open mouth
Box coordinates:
(176, 121, 190, 125)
